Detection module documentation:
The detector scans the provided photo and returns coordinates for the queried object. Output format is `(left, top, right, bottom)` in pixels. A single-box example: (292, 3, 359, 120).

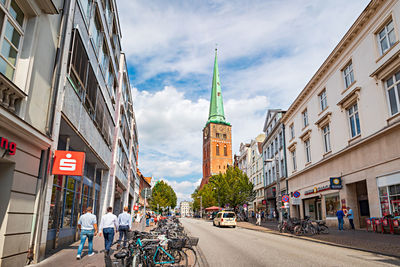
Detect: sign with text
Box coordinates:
(330, 177, 342, 189)
(291, 198, 301, 205)
(0, 136, 17, 155)
(52, 151, 85, 176)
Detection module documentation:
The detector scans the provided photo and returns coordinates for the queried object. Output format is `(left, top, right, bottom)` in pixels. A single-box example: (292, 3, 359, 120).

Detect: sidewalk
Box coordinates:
(29, 221, 147, 267)
(237, 219, 400, 258)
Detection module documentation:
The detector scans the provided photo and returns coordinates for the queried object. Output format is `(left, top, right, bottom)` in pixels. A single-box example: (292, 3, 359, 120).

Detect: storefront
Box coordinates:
(265, 186, 277, 219)
(377, 172, 400, 217)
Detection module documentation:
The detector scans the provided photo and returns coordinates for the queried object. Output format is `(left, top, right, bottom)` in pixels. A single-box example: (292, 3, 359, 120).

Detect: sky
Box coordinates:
(116, 0, 370, 203)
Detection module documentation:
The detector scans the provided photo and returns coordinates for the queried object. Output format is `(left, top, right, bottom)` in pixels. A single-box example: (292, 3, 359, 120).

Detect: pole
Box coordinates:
(200, 196, 202, 218)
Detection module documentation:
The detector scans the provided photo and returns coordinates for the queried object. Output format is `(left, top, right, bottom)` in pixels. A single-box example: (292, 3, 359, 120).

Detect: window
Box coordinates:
(302, 109, 308, 127)
(319, 90, 327, 111)
(378, 19, 396, 55)
(385, 71, 400, 116)
(305, 139, 311, 163)
(90, 10, 102, 53)
(343, 62, 354, 88)
(224, 145, 227, 156)
(216, 144, 220, 156)
(216, 133, 220, 138)
(274, 137, 278, 153)
(279, 132, 283, 148)
(322, 124, 331, 153)
(347, 103, 361, 138)
(0, 0, 25, 80)
(291, 150, 297, 170)
(290, 124, 295, 139)
(79, 0, 92, 21)
(223, 134, 227, 139)
(280, 159, 284, 178)
(325, 194, 340, 217)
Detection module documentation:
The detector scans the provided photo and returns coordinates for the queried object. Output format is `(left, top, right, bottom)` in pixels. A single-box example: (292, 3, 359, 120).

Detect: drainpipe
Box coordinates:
(282, 123, 290, 218)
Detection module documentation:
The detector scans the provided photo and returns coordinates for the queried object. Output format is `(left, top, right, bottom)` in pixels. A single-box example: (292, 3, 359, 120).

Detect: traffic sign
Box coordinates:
(293, 191, 300, 198)
(282, 195, 289, 203)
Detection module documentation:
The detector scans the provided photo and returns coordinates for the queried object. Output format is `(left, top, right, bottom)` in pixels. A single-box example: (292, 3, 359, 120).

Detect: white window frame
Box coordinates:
(319, 90, 327, 111)
(385, 71, 400, 116)
(343, 62, 354, 88)
(290, 124, 295, 139)
(291, 150, 296, 170)
(305, 139, 311, 163)
(302, 109, 308, 127)
(322, 124, 331, 153)
(377, 19, 397, 55)
(347, 103, 361, 138)
(0, 0, 25, 81)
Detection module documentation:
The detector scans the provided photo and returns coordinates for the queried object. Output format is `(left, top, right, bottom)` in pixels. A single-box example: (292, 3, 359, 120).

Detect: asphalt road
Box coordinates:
(180, 218, 400, 267)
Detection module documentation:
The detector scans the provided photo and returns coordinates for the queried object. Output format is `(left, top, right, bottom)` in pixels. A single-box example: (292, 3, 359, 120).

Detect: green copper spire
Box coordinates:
(207, 49, 230, 126)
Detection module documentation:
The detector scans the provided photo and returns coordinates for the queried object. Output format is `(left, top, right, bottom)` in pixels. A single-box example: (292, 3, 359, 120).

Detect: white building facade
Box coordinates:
(249, 134, 265, 212)
(180, 201, 192, 217)
(282, 0, 400, 228)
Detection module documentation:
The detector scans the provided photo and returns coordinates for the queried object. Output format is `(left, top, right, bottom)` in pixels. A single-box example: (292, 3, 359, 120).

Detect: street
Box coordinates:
(181, 218, 400, 267)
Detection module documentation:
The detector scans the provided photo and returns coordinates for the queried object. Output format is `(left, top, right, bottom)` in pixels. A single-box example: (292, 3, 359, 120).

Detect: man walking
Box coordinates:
(256, 211, 261, 226)
(347, 206, 355, 230)
(99, 207, 119, 255)
(76, 207, 97, 260)
(118, 206, 132, 248)
(336, 208, 345, 231)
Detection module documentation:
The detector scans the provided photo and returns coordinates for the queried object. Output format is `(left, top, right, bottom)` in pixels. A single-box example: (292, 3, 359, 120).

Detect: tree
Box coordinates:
(149, 180, 177, 213)
(191, 167, 255, 211)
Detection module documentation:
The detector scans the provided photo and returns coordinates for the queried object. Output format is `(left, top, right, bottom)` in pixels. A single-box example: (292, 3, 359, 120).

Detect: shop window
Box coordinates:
(325, 193, 340, 217)
(379, 184, 400, 216)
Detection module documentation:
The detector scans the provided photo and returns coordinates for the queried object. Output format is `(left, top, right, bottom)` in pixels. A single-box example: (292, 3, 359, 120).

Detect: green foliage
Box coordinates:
(149, 180, 177, 212)
(191, 166, 255, 211)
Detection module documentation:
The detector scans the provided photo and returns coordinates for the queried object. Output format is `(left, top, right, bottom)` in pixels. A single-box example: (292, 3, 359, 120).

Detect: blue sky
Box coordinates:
(117, 0, 370, 202)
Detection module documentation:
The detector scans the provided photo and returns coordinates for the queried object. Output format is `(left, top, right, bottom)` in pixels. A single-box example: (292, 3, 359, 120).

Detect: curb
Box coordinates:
(183, 223, 209, 267)
(237, 224, 400, 259)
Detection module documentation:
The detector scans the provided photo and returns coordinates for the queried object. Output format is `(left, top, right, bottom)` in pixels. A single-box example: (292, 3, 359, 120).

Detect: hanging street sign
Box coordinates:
(52, 150, 85, 176)
(330, 177, 342, 189)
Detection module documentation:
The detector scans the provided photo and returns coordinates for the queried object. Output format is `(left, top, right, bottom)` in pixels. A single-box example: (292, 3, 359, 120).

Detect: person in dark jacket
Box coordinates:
(336, 209, 345, 231)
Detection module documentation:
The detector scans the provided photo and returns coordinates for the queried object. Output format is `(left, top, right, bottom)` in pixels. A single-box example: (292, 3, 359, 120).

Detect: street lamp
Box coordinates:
(197, 196, 202, 218)
(213, 187, 221, 208)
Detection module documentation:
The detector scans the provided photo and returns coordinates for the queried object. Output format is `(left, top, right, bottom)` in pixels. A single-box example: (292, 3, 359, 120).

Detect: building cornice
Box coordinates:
(282, 0, 385, 123)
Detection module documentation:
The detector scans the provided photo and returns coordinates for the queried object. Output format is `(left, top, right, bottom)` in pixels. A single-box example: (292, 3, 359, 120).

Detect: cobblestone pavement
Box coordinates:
(237, 219, 400, 258)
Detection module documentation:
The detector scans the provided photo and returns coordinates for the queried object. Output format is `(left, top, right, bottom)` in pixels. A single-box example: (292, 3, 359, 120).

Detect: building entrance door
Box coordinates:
(316, 200, 322, 220)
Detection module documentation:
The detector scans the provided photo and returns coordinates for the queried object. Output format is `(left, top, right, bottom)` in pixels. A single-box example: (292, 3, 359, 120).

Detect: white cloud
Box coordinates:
(116, 0, 371, 198)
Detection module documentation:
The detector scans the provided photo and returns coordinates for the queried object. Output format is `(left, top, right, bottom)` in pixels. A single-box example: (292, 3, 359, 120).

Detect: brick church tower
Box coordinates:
(201, 49, 232, 188)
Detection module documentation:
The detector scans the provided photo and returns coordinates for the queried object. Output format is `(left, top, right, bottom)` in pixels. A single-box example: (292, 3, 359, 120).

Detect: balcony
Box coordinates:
(0, 73, 27, 115)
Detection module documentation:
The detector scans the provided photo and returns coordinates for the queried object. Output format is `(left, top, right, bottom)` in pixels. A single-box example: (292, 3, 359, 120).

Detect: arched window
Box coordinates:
(224, 145, 227, 156)
(216, 144, 220, 156)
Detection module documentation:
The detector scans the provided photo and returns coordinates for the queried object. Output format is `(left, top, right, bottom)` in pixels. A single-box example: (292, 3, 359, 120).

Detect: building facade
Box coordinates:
(180, 201, 192, 217)
(249, 134, 265, 212)
(201, 50, 232, 188)
(282, 0, 400, 228)
(0, 1, 60, 265)
(262, 109, 287, 219)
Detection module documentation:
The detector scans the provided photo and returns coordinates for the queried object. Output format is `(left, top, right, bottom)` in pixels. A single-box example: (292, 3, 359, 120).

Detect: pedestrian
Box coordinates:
(261, 210, 265, 222)
(256, 211, 261, 226)
(117, 206, 132, 248)
(336, 208, 345, 231)
(99, 207, 119, 255)
(76, 207, 97, 260)
(146, 212, 150, 227)
(347, 206, 355, 230)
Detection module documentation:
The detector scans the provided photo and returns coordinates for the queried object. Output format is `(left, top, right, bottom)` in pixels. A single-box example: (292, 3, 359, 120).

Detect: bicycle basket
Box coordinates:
(168, 238, 186, 249)
(187, 237, 199, 247)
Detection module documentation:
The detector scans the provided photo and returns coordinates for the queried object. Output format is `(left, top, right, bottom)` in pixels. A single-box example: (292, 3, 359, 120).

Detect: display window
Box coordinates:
(379, 184, 400, 216)
(325, 193, 340, 217)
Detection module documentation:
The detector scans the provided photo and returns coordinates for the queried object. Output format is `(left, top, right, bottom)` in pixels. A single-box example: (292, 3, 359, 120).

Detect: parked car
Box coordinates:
(213, 211, 237, 228)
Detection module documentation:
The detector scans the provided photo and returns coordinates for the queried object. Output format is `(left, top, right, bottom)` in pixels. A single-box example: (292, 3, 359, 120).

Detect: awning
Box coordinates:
(205, 206, 222, 211)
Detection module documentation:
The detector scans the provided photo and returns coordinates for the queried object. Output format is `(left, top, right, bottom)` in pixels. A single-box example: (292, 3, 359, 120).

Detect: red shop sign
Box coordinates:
(52, 150, 85, 176)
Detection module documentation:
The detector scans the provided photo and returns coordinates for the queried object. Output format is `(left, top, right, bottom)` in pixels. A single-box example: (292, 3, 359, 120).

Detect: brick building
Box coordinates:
(201, 49, 233, 188)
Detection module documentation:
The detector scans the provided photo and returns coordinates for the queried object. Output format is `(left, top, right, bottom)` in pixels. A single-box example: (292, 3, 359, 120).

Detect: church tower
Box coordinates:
(201, 49, 232, 188)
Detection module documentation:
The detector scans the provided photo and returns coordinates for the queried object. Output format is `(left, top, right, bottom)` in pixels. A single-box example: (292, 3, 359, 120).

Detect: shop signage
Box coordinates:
(304, 185, 330, 195)
(291, 198, 301, 205)
(52, 151, 85, 176)
(330, 177, 342, 189)
(0, 136, 17, 155)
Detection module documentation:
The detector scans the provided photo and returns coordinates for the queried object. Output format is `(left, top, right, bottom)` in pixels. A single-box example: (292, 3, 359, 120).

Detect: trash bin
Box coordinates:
(393, 217, 400, 234)
(382, 218, 393, 234)
(374, 218, 384, 233)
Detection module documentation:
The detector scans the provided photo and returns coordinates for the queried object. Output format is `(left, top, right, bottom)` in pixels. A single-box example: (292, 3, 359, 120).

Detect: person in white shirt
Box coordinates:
(118, 206, 132, 248)
(99, 206, 118, 254)
(76, 207, 97, 260)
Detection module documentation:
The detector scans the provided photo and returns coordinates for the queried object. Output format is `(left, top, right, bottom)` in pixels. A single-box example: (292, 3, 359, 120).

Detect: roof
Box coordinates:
(207, 49, 230, 126)
(144, 177, 152, 184)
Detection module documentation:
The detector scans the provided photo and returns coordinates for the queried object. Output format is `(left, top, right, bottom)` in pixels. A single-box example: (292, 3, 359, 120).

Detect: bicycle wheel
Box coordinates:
(170, 249, 188, 267)
(293, 225, 303, 236)
(183, 247, 197, 267)
(319, 225, 329, 234)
